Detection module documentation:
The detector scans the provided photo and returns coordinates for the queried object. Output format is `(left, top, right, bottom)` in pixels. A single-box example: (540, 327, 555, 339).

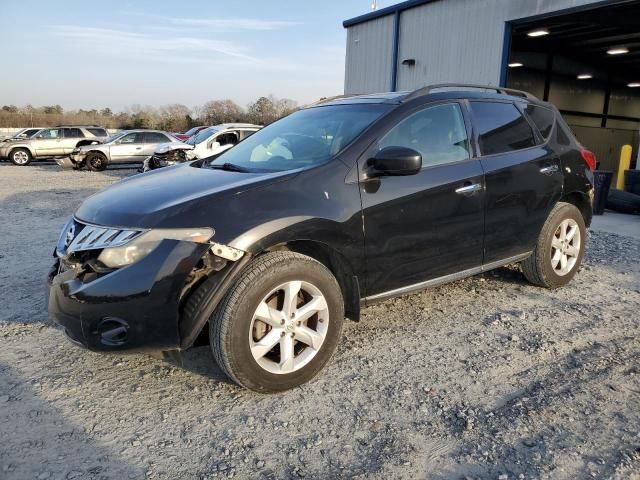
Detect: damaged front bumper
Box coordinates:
(47, 239, 211, 352)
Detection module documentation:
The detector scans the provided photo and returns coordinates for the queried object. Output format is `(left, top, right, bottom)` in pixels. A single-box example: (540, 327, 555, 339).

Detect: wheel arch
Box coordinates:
(9, 144, 35, 157)
(263, 240, 361, 322)
(76, 140, 101, 148)
(561, 190, 592, 227)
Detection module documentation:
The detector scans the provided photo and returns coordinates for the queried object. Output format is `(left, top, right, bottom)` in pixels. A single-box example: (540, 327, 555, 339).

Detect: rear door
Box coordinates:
(469, 100, 563, 264)
(61, 128, 85, 153)
(361, 101, 485, 298)
(142, 132, 172, 158)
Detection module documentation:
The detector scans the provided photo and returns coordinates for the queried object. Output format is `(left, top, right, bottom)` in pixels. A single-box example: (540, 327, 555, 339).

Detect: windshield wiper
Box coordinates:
(208, 162, 251, 173)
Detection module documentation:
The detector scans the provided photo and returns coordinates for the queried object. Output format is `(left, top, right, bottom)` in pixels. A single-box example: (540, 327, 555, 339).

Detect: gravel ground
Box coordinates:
(1, 162, 639, 480)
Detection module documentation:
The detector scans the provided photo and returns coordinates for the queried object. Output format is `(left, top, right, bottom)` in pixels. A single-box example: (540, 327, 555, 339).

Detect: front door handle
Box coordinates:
(455, 182, 482, 195)
(540, 164, 559, 175)
(135, 147, 142, 150)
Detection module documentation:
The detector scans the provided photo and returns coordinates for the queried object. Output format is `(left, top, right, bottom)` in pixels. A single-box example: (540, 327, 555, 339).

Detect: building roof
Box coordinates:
(343, 0, 441, 28)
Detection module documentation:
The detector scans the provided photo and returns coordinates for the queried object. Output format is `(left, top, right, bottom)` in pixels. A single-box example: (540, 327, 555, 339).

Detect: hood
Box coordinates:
(155, 142, 194, 154)
(74, 163, 293, 229)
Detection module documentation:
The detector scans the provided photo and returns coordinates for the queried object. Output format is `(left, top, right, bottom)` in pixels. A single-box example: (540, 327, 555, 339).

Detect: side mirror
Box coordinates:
(368, 146, 422, 177)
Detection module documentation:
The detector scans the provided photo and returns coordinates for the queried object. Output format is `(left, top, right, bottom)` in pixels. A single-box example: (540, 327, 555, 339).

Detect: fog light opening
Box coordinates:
(93, 317, 130, 346)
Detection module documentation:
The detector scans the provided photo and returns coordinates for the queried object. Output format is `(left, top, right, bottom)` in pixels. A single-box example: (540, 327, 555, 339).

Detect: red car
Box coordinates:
(173, 126, 209, 142)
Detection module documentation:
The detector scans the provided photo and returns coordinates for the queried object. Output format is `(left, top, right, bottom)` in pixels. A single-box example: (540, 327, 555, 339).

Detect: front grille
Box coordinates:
(65, 219, 144, 253)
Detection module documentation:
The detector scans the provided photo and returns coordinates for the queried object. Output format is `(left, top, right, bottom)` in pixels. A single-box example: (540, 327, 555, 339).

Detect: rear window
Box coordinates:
(470, 101, 537, 156)
(524, 104, 555, 141)
(87, 128, 107, 137)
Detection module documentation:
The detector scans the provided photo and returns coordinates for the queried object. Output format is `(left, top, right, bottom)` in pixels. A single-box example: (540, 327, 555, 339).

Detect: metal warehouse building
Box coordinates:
(343, 0, 640, 172)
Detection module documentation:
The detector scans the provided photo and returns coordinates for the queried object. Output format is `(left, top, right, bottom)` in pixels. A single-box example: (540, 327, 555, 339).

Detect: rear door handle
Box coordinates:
(455, 182, 482, 195)
(540, 164, 559, 175)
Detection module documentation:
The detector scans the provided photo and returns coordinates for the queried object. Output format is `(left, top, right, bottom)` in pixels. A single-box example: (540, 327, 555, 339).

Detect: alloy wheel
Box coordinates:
(249, 280, 329, 374)
(12, 151, 29, 165)
(550, 218, 581, 276)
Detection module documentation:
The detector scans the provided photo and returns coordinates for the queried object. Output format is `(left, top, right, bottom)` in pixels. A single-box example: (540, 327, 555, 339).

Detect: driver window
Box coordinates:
(379, 103, 470, 168)
(118, 133, 138, 144)
(216, 132, 239, 147)
(38, 129, 61, 139)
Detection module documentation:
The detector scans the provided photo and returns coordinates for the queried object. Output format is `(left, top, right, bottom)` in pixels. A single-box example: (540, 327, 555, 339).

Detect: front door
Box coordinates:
(33, 128, 64, 156)
(361, 102, 485, 298)
(109, 132, 145, 163)
(468, 100, 563, 264)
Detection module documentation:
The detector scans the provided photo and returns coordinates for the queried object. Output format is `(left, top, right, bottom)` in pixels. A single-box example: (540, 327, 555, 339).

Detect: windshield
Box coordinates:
(187, 127, 217, 146)
(206, 104, 390, 172)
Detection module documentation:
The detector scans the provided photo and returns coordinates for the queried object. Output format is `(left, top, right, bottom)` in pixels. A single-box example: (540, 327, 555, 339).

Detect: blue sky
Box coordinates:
(0, 0, 391, 111)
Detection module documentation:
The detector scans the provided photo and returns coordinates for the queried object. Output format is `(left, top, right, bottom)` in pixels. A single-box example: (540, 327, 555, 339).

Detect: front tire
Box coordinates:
(521, 202, 586, 289)
(209, 252, 344, 392)
(86, 152, 107, 171)
(10, 148, 31, 166)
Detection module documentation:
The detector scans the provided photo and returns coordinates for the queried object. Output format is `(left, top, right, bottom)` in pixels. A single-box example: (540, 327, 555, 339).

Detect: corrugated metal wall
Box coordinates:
(344, 15, 396, 94)
(345, 0, 602, 94)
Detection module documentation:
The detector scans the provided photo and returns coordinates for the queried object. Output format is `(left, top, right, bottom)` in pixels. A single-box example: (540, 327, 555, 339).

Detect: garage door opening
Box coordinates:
(504, 1, 640, 174)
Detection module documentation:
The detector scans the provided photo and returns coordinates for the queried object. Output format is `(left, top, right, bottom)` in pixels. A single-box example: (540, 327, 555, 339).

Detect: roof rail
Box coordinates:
(306, 94, 354, 107)
(403, 83, 537, 102)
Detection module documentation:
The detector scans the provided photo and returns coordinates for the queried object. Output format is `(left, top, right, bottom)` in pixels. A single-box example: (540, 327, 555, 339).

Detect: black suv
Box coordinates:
(48, 84, 594, 392)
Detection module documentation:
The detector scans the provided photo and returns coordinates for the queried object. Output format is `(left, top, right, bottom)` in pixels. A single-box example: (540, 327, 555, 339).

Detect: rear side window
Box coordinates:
(63, 128, 84, 138)
(524, 104, 555, 141)
(470, 102, 536, 156)
(144, 132, 170, 143)
(87, 128, 107, 137)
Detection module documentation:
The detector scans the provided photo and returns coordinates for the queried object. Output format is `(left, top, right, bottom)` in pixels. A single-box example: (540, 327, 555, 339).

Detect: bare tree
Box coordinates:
(199, 99, 245, 125)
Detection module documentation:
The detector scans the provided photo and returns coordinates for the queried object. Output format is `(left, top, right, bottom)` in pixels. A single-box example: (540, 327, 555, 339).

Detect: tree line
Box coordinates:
(0, 95, 300, 132)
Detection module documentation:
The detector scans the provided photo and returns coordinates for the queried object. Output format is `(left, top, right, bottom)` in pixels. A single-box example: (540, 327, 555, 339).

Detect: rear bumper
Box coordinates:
(47, 240, 210, 352)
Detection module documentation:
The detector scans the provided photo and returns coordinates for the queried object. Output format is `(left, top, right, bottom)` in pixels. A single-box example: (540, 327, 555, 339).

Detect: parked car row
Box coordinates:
(1, 123, 263, 171)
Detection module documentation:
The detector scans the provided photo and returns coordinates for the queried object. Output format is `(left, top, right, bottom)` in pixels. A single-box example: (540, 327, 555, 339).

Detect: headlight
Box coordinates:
(97, 228, 214, 268)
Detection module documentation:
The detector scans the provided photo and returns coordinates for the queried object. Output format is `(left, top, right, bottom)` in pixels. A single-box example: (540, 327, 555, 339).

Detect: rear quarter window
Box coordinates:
(524, 104, 555, 141)
(87, 128, 107, 137)
(470, 101, 537, 156)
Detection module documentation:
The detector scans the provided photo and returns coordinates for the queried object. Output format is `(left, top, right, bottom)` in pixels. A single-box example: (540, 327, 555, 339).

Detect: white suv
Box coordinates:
(144, 123, 262, 171)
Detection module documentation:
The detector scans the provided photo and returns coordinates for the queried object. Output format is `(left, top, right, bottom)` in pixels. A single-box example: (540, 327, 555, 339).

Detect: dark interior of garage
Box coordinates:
(505, 1, 640, 174)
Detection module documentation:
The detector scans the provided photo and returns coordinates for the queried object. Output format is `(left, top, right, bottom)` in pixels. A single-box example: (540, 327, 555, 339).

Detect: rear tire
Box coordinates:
(86, 152, 107, 171)
(521, 202, 586, 289)
(10, 148, 31, 166)
(209, 252, 344, 392)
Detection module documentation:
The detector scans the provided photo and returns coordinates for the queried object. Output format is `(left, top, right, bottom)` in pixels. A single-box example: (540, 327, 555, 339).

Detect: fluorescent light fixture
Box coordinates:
(508, 62, 524, 68)
(577, 74, 592, 80)
(528, 29, 549, 37)
(607, 47, 629, 55)
(628, 82, 640, 88)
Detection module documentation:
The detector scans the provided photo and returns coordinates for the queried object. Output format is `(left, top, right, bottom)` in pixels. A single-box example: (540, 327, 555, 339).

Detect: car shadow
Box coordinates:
(154, 345, 235, 386)
(0, 360, 142, 479)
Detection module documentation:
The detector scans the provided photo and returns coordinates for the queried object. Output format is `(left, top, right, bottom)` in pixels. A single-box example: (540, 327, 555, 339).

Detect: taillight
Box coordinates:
(580, 149, 596, 171)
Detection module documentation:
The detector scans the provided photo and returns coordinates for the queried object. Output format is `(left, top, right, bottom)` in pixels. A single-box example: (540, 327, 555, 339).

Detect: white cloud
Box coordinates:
(51, 25, 257, 63)
(125, 12, 300, 32)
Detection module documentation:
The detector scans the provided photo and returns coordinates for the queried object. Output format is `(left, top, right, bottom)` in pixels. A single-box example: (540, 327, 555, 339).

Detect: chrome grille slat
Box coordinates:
(65, 219, 143, 253)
